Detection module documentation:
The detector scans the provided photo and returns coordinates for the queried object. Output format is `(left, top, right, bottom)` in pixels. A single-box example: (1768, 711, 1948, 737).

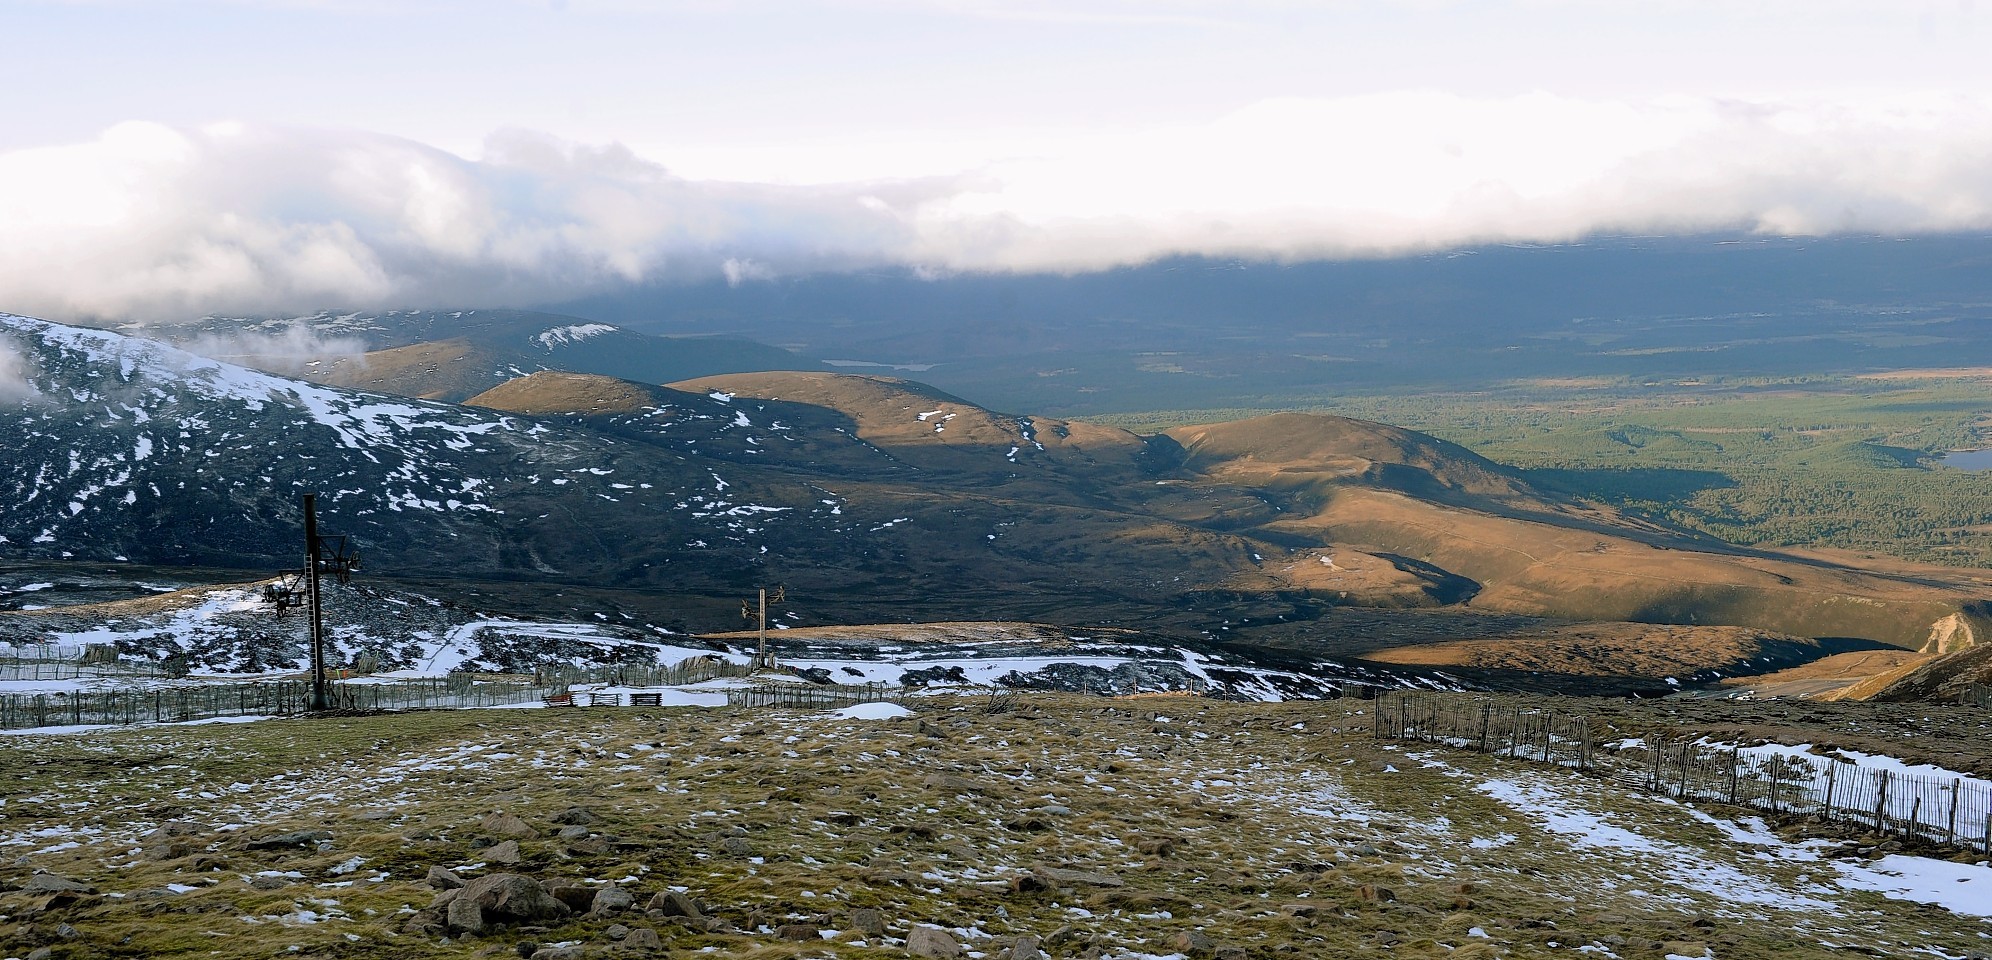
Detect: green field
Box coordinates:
(1096, 374, 1992, 567)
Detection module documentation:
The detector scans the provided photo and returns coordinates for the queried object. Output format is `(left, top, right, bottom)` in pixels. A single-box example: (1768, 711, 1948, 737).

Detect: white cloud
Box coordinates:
(174, 327, 372, 376)
(0, 338, 39, 399)
(4, 91, 1992, 318)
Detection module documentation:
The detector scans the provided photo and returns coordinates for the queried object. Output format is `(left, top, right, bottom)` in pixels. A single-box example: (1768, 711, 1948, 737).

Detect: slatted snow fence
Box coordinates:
(1375, 692, 1992, 854)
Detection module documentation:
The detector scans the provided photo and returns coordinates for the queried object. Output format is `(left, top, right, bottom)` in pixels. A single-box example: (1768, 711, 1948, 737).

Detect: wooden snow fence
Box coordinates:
(726, 682, 895, 710)
(1374, 692, 1992, 854)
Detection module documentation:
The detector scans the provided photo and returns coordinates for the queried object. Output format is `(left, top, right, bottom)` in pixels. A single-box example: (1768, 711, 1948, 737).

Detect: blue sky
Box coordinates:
(2, 1, 1990, 317)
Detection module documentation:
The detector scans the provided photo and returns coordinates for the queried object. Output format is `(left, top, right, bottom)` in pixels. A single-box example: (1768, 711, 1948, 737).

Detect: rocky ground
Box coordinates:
(1, 694, 1989, 960)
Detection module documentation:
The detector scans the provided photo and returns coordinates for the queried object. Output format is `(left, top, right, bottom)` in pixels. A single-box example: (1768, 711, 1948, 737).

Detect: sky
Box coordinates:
(1, 0, 1990, 319)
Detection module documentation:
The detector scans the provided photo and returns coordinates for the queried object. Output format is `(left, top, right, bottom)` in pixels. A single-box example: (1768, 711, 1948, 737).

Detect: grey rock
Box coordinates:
(646, 889, 703, 920)
(850, 906, 886, 937)
(459, 873, 571, 924)
(146, 820, 208, 839)
(557, 824, 591, 840)
(481, 812, 542, 838)
(427, 865, 465, 889)
(552, 806, 602, 826)
(545, 882, 596, 913)
(446, 894, 487, 936)
(1011, 935, 1044, 960)
(622, 926, 664, 952)
(777, 923, 819, 941)
(485, 839, 523, 864)
(1174, 929, 1217, 957)
(21, 873, 95, 894)
(1033, 866, 1122, 888)
(719, 836, 752, 857)
(246, 830, 331, 850)
(604, 923, 631, 940)
(590, 886, 636, 916)
(907, 925, 962, 958)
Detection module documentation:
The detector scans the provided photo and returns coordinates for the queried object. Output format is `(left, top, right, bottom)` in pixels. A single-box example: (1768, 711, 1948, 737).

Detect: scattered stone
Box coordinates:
(427, 865, 465, 890)
(1173, 929, 1217, 957)
(1034, 866, 1123, 888)
(646, 889, 703, 920)
(246, 830, 331, 850)
(719, 836, 752, 857)
(447, 895, 487, 936)
(1215, 948, 1248, 960)
(850, 906, 886, 937)
(1011, 872, 1051, 894)
(777, 923, 819, 941)
(545, 882, 596, 913)
(1012, 934, 1045, 960)
(906, 925, 962, 958)
(515, 940, 540, 958)
(1662, 941, 1710, 958)
(531, 947, 585, 960)
(622, 926, 664, 952)
(1044, 925, 1088, 947)
(486, 840, 523, 865)
(604, 924, 631, 941)
(20, 874, 95, 895)
(590, 886, 636, 916)
(482, 813, 542, 839)
(557, 825, 591, 841)
(922, 773, 980, 794)
(248, 875, 293, 891)
(552, 807, 602, 826)
(459, 873, 572, 925)
(146, 820, 207, 839)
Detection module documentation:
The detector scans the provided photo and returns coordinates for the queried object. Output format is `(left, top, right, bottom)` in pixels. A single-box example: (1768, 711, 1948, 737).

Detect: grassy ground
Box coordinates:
(2, 695, 1988, 959)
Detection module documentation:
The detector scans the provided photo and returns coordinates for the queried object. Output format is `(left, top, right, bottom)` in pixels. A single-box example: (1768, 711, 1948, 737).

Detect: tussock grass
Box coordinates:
(0, 697, 1985, 958)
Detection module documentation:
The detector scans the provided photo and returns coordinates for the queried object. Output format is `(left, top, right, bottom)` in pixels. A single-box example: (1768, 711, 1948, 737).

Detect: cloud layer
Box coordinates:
(4, 92, 1992, 319)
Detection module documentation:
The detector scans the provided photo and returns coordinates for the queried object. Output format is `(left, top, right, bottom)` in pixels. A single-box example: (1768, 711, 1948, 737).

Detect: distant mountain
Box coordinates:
(3, 312, 1986, 663)
(130, 308, 809, 402)
(551, 234, 1992, 415)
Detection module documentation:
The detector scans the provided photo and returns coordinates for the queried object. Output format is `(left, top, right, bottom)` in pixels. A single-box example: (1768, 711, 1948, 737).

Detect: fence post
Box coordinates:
(1478, 702, 1491, 753)
(1822, 763, 1837, 818)
(1875, 770, 1891, 831)
(1946, 780, 1960, 845)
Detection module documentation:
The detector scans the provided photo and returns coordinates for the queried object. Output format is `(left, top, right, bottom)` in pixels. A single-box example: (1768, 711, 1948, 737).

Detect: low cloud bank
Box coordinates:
(4, 92, 1992, 319)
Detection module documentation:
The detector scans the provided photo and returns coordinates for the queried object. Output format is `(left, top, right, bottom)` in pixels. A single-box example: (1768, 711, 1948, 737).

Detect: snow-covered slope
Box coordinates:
(0, 313, 835, 575)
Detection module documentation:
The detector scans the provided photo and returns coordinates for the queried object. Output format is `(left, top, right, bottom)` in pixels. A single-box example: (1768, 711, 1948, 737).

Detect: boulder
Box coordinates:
(590, 886, 636, 916)
(907, 925, 962, 958)
(777, 923, 819, 941)
(426, 865, 465, 889)
(21, 874, 95, 894)
(552, 807, 602, 826)
(850, 906, 886, 937)
(622, 927, 664, 952)
(545, 882, 597, 913)
(246, 830, 331, 850)
(459, 873, 571, 925)
(481, 812, 542, 838)
(646, 889, 703, 920)
(446, 894, 486, 935)
(485, 840, 523, 865)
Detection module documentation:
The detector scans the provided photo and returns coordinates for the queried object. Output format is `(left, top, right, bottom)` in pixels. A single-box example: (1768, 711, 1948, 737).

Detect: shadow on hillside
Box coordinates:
(1523, 466, 1736, 503)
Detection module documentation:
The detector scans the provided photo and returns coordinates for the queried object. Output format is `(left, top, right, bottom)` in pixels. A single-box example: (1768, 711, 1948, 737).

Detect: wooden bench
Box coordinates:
(629, 693, 663, 707)
(541, 692, 575, 708)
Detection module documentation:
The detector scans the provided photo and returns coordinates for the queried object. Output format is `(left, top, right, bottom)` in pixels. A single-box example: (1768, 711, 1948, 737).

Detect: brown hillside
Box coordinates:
(313, 338, 505, 401)
(1361, 623, 1868, 682)
(1166, 412, 1538, 502)
(1839, 643, 1992, 703)
(674, 372, 1157, 478)
(466, 370, 693, 416)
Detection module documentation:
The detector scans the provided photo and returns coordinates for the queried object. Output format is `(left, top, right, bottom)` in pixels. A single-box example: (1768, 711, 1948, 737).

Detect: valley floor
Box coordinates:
(1, 695, 1988, 959)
